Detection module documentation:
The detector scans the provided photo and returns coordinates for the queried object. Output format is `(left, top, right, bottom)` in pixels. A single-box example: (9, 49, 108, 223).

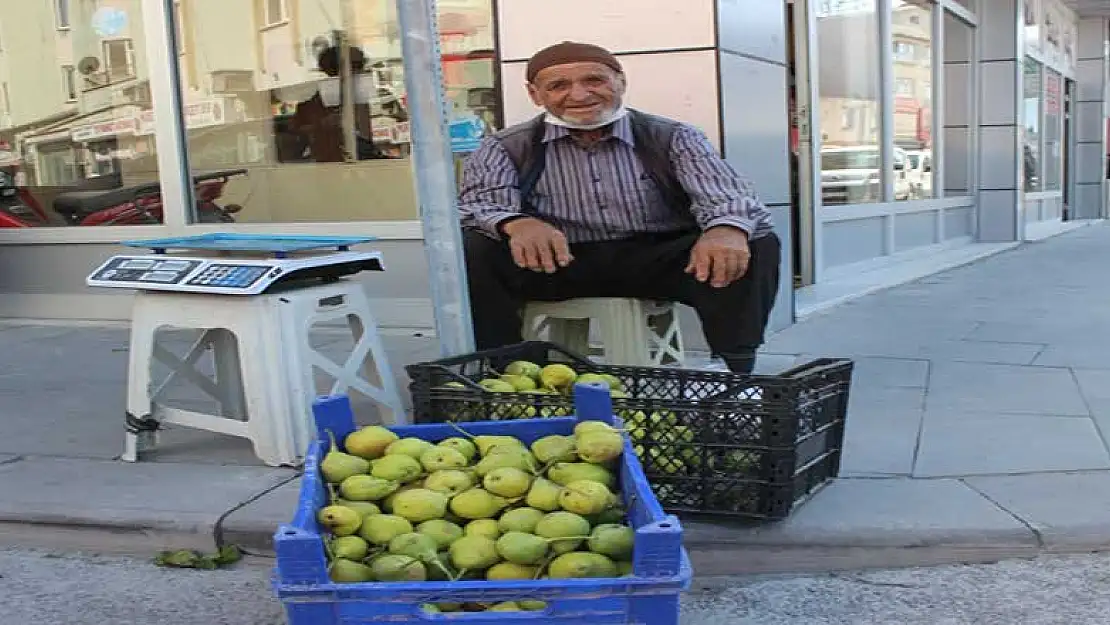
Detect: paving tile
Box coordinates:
(847, 386, 925, 416)
(839, 412, 920, 476)
(926, 362, 1090, 416)
(0, 457, 292, 535)
(917, 340, 1045, 365)
(1034, 343, 1110, 369)
(966, 471, 1110, 548)
(914, 411, 1110, 477)
(683, 478, 1034, 547)
(848, 357, 930, 388)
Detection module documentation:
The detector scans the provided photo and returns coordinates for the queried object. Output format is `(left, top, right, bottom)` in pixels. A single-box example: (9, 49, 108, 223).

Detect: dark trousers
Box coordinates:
(463, 228, 782, 373)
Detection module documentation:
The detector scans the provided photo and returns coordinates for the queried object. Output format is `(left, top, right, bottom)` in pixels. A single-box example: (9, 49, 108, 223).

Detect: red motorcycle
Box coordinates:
(0, 168, 247, 228)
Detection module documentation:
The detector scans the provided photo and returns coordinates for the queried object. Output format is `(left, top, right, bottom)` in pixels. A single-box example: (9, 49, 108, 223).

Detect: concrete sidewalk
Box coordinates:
(5, 223, 1110, 574)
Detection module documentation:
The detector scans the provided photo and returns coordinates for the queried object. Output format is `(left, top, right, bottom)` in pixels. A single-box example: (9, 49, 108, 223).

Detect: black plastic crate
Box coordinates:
(405, 341, 853, 521)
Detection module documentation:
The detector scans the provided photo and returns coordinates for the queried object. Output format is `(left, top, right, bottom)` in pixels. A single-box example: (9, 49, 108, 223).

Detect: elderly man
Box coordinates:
(457, 42, 781, 374)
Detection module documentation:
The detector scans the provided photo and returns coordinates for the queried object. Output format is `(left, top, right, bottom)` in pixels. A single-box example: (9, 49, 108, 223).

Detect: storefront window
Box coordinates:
(815, 0, 882, 206)
(1023, 58, 1042, 192)
(891, 0, 933, 201)
(1042, 69, 1063, 191)
(0, 1, 165, 228)
(173, 0, 497, 224)
(942, 11, 973, 196)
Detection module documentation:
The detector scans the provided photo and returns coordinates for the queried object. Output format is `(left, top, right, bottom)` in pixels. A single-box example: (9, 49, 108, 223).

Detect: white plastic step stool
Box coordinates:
(522, 298, 685, 366)
(124, 280, 406, 467)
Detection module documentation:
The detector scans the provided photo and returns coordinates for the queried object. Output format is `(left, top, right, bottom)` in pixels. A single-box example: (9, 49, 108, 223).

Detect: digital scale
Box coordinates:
(86, 234, 384, 295)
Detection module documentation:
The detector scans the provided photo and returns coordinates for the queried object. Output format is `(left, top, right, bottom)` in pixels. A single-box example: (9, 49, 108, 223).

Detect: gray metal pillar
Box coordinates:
(395, 0, 476, 357)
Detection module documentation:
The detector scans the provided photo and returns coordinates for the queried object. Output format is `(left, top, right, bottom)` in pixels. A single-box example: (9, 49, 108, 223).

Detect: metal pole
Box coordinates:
(395, 0, 475, 357)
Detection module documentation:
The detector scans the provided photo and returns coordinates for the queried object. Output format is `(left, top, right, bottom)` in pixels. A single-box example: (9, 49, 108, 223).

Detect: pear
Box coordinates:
(340, 475, 400, 502)
(534, 511, 591, 555)
(423, 469, 475, 497)
(479, 379, 517, 393)
(518, 600, 548, 611)
(500, 374, 537, 391)
(358, 514, 414, 545)
(558, 480, 615, 516)
(317, 505, 362, 537)
(547, 552, 618, 579)
(385, 438, 435, 460)
(525, 477, 562, 512)
(464, 519, 502, 540)
(335, 499, 381, 517)
(587, 524, 635, 560)
(504, 360, 542, 381)
(328, 558, 374, 582)
(473, 435, 526, 458)
(487, 562, 539, 581)
(390, 489, 449, 523)
(370, 554, 426, 582)
(575, 431, 624, 464)
(531, 435, 578, 464)
(539, 364, 577, 391)
(483, 467, 533, 498)
(417, 519, 464, 550)
(331, 535, 370, 561)
(320, 431, 371, 484)
(420, 447, 468, 472)
(437, 437, 477, 463)
(448, 535, 500, 571)
(574, 421, 618, 437)
(497, 507, 546, 534)
(344, 426, 398, 460)
(495, 531, 550, 565)
(548, 463, 616, 489)
(449, 488, 510, 520)
(474, 448, 536, 478)
(388, 532, 439, 560)
(372, 454, 424, 483)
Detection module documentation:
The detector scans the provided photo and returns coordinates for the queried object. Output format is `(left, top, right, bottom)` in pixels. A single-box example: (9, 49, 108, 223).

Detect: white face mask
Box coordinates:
(545, 104, 628, 131)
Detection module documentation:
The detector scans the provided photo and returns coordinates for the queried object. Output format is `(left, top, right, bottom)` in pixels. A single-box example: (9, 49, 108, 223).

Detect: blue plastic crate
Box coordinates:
(273, 383, 693, 625)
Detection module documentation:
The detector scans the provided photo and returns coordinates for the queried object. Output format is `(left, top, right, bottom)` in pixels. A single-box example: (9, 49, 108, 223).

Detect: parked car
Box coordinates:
(820, 145, 914, 205)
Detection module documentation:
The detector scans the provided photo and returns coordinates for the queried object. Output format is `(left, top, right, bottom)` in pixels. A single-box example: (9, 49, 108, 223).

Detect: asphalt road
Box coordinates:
(5, 547, 1110, 624)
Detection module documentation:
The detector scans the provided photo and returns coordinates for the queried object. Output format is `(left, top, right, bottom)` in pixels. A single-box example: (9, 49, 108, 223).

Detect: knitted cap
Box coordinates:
(526, 41, 623, 83)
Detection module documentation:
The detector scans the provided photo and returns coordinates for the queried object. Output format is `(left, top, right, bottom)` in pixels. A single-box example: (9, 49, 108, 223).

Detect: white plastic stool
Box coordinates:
(124, 280, 406, 467)
(522, 298, 685, 366)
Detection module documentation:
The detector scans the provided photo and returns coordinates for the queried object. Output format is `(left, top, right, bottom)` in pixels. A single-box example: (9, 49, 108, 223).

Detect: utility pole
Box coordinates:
(395, 0, 475, 357)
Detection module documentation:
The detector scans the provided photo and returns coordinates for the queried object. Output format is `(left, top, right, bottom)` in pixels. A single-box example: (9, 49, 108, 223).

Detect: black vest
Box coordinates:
(491, 109, 693, 218)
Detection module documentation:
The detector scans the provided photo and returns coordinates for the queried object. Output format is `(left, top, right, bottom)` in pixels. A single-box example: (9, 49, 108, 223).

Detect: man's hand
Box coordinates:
(501, 217, 574, 273)
(685, 225, 751, 288)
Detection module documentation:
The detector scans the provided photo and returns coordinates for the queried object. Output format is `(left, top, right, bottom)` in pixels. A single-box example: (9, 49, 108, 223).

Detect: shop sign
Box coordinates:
(136, 99, 227, 135)
(72, 117, 139, 142)
(814, 0, 873, 18)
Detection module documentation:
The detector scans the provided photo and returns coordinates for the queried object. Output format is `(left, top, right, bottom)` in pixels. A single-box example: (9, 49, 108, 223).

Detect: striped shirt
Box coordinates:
(457, 113, 775, 243)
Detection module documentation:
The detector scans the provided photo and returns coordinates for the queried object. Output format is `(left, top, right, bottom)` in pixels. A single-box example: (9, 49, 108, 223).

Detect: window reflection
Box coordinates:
(1043, 69, 1062, 191)
(815, 0, 882, 206)
(175, 0, 498, 223)
(1023, 58, 1042, 192)
(0, 0, 165, 228)
(891, 0, 933, 201)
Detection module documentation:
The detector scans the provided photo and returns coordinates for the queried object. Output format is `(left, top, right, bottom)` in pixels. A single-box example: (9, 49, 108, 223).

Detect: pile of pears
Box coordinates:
(439, 360, 628, 420)
(315, 416, 637, 613)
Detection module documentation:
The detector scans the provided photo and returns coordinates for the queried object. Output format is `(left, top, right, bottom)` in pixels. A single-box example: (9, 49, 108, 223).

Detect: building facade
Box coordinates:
(0, 0, 1106, 347)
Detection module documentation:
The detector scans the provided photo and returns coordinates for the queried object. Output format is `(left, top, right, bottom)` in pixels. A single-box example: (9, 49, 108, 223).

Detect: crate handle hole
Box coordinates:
(659, 523, 672, 528)
(283, 530, 298, 536)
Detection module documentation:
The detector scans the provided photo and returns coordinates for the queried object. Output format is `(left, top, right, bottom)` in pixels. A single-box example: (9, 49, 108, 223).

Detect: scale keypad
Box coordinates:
(186, 264, 269, 288)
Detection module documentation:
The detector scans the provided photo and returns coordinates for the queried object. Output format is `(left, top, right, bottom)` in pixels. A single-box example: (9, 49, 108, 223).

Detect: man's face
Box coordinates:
(527, 62, 626, 126)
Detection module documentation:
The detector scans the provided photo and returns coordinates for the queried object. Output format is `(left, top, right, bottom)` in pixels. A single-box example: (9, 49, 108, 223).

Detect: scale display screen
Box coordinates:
(141, 271, 181, 283)
(119, 259, 157, 270)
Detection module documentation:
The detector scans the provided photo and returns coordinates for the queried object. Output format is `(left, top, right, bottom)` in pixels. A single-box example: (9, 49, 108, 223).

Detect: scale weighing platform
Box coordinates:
(88, 233, 406, 467)
(86, 233, 384, 295)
